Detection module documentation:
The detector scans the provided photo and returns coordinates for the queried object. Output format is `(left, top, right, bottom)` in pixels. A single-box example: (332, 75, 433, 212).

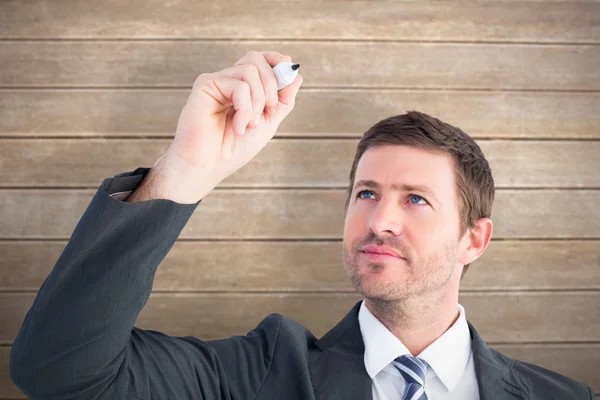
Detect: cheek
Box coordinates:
(405, 208, 438, 231)
(343, 205, 371, 242)
(408, 210, 460, 253)
(343, 208, 362, 237)
(402, 210, 444, 250)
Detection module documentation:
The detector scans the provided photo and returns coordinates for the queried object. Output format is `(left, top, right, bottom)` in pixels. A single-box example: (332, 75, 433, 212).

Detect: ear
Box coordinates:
(458, 217, 493, 265)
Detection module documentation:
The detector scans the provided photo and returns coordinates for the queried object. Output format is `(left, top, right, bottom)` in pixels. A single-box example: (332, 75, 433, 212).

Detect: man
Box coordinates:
(10, 51, 593, 399)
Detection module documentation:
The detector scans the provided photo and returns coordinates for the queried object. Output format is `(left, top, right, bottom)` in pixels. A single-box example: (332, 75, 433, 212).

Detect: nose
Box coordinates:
(367, 197, 404, 237)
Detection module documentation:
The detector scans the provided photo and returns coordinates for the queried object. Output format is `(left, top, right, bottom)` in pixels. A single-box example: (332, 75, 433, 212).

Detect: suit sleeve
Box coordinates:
(9, 168, 278, 400)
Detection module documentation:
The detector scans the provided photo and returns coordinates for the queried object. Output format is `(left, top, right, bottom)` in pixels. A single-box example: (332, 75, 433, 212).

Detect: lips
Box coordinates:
(361, 244, 402, 258)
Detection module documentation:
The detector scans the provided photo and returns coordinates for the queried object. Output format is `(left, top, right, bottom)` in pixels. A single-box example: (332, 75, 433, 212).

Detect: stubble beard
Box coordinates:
(343, 238, 458, 307)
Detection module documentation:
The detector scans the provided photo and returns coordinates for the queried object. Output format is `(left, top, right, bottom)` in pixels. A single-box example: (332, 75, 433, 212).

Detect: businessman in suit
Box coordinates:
(10, 51, 594, 399)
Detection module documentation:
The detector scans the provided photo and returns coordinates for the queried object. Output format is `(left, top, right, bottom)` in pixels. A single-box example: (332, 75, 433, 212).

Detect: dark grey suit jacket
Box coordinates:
(10, 169, 594, 400)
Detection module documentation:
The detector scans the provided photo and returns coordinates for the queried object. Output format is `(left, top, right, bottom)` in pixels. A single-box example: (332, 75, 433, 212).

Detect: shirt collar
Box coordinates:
(358, 300, 472, 393)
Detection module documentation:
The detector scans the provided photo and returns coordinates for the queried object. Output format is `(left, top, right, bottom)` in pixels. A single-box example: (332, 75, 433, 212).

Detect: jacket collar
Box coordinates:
(469, 322, 534, 400)
(309, 301, 373, 399)
(309, 301, 534, 400)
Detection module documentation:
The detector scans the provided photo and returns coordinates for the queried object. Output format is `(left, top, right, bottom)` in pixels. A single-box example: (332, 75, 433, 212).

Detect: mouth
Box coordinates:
(360, 250, 404, 262)
(360, 244, 403, 259)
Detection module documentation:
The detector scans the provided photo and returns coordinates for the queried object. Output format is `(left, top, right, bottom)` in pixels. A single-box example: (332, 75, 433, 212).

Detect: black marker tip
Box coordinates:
(292, 64, 300, 70)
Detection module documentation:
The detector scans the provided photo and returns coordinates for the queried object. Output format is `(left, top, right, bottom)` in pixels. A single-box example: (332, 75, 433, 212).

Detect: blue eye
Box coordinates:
(357, 190, 375, 199)
(409, 195, 427, 205)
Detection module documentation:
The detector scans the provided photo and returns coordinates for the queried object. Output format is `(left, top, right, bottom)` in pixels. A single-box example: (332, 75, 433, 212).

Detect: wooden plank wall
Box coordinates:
(0, 0, 599, 398)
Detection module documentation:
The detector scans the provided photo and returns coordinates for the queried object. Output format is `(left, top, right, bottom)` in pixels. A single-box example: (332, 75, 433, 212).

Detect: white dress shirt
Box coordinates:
(358, 301, 480, 399)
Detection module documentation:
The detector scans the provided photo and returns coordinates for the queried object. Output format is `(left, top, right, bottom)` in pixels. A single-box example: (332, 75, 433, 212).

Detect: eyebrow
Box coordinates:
(353, 179, 439, 203)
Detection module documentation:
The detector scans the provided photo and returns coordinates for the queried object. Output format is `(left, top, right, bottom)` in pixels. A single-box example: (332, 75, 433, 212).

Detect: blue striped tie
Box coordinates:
(393, 355, 429, 400)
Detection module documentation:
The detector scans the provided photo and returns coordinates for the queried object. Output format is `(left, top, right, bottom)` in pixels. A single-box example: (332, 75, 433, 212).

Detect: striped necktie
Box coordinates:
(393, 355, 429, 400)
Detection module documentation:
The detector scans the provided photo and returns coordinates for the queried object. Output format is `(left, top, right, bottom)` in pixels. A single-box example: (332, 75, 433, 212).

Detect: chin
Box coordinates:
(357, 283, 409, 303)
(348, 264, 411, 300)
(358, 259, 409, 280)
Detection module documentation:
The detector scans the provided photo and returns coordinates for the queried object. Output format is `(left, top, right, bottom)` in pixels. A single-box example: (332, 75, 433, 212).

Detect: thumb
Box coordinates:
(269, 74, 303, 126)
(278, 74, 303, 108)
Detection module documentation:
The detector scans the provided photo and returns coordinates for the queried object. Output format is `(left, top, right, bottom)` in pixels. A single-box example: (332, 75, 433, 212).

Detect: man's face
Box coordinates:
(342, 145, 466, 301)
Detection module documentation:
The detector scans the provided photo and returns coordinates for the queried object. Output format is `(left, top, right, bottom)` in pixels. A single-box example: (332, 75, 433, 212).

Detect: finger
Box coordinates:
(212, 77, 253, 135)
(260, 51, 293, 67)
(220, 63, 266, 125)
(221, 108, 236, 158)
(266, 74, 303, 127)
(237, 51, 293, 107)
(231, 81, 254, 135)
(236, 51, 291, 68)
(244, 51, 281, 109)
(277, 74, 303, 108)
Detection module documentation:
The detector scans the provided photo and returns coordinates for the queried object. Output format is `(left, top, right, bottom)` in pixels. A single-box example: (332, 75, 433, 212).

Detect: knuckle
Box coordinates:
(193, 72, 211, 88)
(238, 80, 251, 94)
(241, 63, 259, 78)
(255, 95, 266, 109)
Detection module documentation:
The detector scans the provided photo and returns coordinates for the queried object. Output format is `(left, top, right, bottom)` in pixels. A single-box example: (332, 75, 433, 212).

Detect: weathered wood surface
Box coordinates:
(1, 344, 598, 398)
(1, 90, 598, 139)
(1, 240, 598, 292)
(2, 292, 599, 344)
(0, 189, 598, 239)
(1, 139, 599, 188)
(2, 41, 599, 90)
(1, 1, 598, 43)
(1, 1, 598, 398)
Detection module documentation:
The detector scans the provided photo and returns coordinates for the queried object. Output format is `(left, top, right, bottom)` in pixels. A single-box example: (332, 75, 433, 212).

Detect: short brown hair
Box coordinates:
(344, 111, 495, 276)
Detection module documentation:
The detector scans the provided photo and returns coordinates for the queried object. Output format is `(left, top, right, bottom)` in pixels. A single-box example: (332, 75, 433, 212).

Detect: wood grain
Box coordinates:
(1, 1, 598, 398)
(1, 139, 599, 188)
(2, 41, 598, 90)
(1, 89, 598, 139)
(0, 346, 19, 399)
(2, 292, 599, 344)
(1, 344, 598, 398)
(0, 189, 598, 239)
(1, 1, 598, 43)
(1, 240, 598, 292)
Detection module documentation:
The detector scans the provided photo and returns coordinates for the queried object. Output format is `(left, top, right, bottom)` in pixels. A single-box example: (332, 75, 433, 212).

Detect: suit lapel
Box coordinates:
(469, 322, 534, 400)
(309, 301, 373, 400)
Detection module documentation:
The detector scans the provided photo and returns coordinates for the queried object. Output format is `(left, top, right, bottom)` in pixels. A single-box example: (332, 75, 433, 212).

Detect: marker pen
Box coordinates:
(272, 62, 300, 90)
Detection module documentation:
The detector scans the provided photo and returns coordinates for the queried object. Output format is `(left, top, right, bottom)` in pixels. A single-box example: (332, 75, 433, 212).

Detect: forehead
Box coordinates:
(355, 145, 457, 198)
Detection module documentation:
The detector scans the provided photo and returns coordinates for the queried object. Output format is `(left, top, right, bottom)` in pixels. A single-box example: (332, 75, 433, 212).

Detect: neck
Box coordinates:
(364, 287, 460, 356)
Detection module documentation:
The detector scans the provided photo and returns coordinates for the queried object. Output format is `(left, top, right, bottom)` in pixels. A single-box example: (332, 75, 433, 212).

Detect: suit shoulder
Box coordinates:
(208, 313, 316, 355)
(261, 313, 317, 344)
(492, 348, 594, 399)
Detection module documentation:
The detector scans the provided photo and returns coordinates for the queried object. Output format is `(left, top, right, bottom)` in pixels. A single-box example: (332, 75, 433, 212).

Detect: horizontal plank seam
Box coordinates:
(1, 187, 599, 191)
(1, 289, 600, 294)
(3, 88, 600, 94)
(0, 342, 600, 348)
(1, 137, 600, 143)
(478, 342, 600, 346)
(0, 38, 599, 46)
(1, 135, 600, 141)
(1, 341, 600, 347)
(1, 237, 599, 242)
(0, 238, 598, 243)
(2, 86, 600, 93)
(17, 393, 575, 399)
(3, 341, 599, 348)
(1, 290, 598, 296)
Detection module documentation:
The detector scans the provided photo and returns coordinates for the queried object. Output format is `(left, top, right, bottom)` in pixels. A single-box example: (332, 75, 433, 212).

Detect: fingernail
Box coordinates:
(240, 127, 246, 136)
(253, 113, 261, 125)
(270, 96, 278, 106)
